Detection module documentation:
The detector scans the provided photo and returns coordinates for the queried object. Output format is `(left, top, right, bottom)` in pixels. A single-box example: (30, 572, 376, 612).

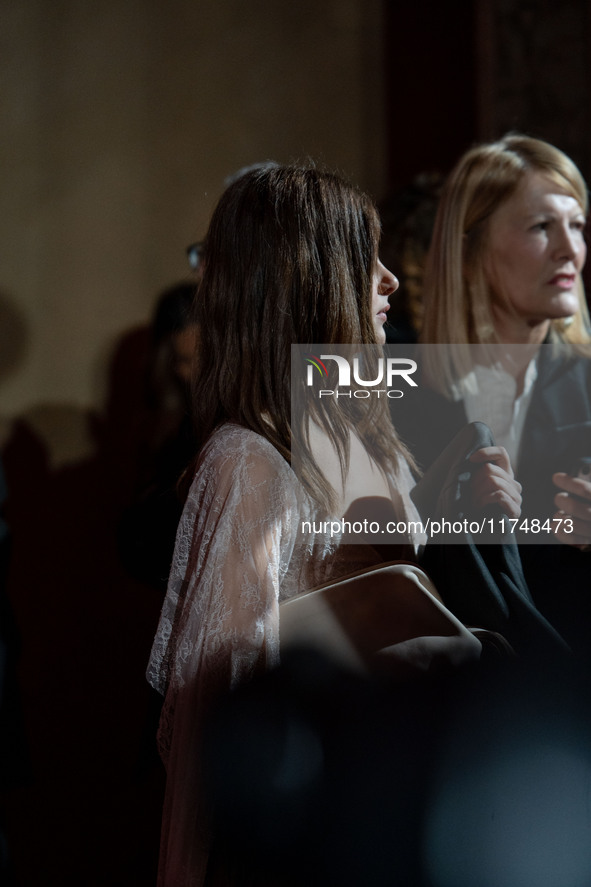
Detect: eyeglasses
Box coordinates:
(186, 241, 204, 271)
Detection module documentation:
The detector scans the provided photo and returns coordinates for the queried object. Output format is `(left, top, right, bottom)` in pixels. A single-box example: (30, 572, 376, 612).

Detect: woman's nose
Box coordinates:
(378, 261, 399, 295)
(553, 225, 584, 264)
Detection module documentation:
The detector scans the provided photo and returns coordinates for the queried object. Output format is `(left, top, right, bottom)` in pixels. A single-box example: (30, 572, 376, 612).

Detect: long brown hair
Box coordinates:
(190, 164, 411, 512)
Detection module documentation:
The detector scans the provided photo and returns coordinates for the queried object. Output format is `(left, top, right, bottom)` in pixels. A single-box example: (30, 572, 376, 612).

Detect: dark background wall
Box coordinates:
(383, 0, 591, 189)
(383, 1, 478, 190)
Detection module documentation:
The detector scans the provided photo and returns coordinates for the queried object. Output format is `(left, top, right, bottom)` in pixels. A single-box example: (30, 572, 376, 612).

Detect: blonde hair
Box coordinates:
(421, 133, 590, 348)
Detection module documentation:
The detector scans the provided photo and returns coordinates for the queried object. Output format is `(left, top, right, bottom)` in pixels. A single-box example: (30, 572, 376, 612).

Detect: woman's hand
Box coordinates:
(468, 446, 522, 519)
(552, 472, 591, 550)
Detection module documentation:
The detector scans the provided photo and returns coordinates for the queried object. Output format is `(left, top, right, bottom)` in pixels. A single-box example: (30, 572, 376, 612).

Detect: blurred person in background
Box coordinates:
(379, 172, 443, 344)
(118, 281, 200, 592)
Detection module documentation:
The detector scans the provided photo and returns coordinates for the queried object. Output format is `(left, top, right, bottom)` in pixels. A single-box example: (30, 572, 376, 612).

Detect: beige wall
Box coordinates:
(0, 0, 386, 433)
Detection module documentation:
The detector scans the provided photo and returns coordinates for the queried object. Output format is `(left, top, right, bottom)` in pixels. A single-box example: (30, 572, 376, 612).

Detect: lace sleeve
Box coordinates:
(146, 427, 305, 886)
(147, 426, 302, 716)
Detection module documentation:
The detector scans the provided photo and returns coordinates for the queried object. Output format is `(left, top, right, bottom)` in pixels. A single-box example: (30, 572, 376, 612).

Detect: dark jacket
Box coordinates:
(394, 344, 591, 665)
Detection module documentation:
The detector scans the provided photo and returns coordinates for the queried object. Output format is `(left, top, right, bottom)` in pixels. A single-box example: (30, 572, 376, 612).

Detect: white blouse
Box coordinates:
(463, 356, 538, 472)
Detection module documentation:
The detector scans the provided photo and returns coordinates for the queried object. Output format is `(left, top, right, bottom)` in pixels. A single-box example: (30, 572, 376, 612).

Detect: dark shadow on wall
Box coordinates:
(0, 325, 168, 887)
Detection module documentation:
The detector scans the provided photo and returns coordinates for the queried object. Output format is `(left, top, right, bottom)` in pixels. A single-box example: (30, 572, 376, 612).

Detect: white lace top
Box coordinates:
(146, 422, 419, 886)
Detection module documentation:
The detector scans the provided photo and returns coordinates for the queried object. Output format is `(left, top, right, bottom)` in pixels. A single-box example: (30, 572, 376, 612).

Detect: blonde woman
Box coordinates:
(401, 133, 591, 663)
(421, 134, 590, 349)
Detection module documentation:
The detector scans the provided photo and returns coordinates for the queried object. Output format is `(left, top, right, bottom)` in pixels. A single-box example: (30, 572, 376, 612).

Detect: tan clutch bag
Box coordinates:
(279, 561, 490, 676)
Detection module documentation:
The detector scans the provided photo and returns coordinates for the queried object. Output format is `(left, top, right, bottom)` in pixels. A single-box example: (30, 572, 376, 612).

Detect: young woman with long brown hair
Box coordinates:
(146, 164, 519, 886)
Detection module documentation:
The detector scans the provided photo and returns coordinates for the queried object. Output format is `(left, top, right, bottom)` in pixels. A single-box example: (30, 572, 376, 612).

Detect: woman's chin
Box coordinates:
(550, 292, 580, 319)
(374, 324, 387, 345)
